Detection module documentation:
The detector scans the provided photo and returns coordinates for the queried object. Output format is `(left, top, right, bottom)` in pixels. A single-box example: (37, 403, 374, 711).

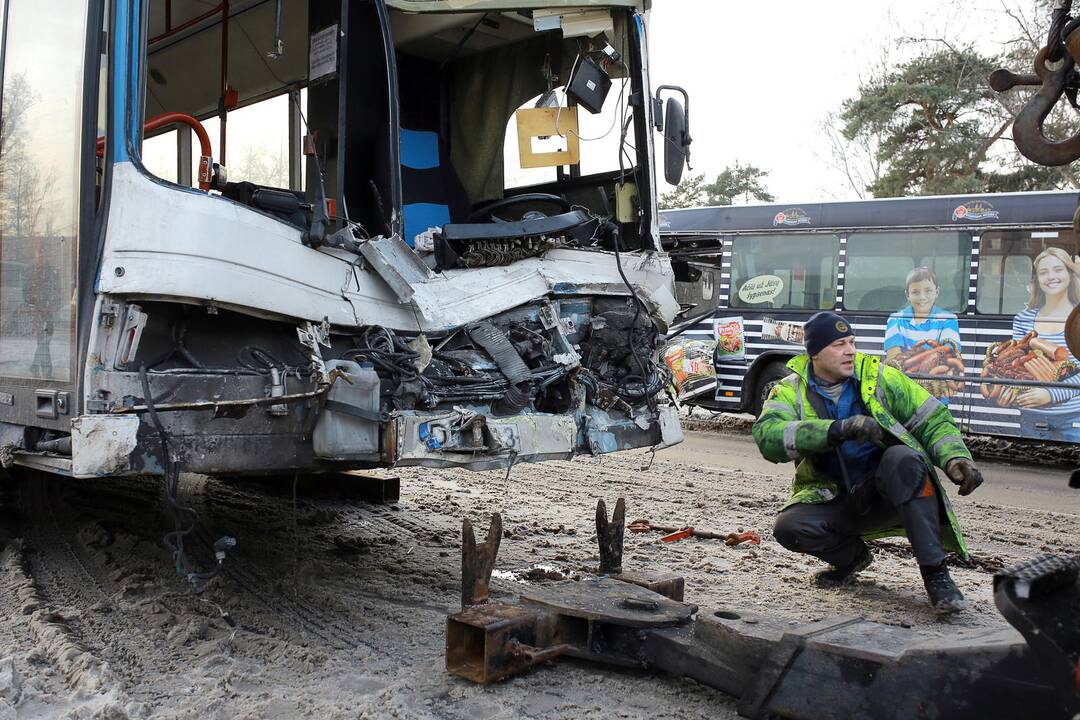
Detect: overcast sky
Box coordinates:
(646, 0, 1029, 203)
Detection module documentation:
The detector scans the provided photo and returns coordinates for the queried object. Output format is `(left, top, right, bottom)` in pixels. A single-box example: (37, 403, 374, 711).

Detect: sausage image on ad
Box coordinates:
(980, 332, 1079, 407)
(887, 339, 966, 399)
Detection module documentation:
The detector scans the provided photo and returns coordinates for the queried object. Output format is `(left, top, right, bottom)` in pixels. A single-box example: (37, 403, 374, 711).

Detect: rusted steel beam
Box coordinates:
(445, 497, 1080, 719)
(595, 497, 625, 574)
(461, 513, 502, 608)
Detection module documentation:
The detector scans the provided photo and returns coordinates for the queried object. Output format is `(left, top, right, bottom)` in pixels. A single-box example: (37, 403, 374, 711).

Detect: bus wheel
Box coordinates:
(752, 361, 789, 416)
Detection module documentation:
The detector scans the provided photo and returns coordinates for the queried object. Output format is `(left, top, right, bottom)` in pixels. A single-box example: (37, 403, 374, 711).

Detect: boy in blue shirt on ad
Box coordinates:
(884, 267, 963, 401)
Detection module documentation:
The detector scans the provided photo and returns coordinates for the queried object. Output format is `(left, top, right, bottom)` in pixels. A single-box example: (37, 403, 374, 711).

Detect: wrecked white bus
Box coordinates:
(0, 0, 691, 479)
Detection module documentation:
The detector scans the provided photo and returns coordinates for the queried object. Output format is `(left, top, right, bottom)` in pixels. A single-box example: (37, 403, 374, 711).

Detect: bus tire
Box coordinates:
(751, 360, 789, 416)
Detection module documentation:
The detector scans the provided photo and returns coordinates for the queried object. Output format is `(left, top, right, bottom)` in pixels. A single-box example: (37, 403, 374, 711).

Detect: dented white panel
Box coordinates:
(655, 405, 683, 449)
(394, 411, 576, 469)
(70, 414, 140, 478)
(100, 164, 675, 333)
(100, 164, 419, 330)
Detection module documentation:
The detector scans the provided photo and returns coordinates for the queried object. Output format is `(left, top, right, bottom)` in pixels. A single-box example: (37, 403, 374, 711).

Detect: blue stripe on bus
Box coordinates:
(111, 0, 140, 163)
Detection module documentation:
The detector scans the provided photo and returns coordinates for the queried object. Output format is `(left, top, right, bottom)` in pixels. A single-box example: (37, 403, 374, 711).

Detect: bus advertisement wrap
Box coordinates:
(713, 316, 746, 361)
(760, 317, 804, 345)
(661, 191, 1080, 445)
(662, 339, 717, 401)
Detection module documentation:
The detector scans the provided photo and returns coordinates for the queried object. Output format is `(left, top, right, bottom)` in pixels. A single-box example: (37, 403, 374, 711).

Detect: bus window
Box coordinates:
(673, 255, 722, 308)
(977, 231, 1080, 315)
(729, 234, 839, 310)
(0, 0, 88, 382)
(197, 94, 291, 189)
(503, 18, 635, 192)
(844, 232, 971, 313)
(142, 129, 180, 184)
(504, 83, 634, 190)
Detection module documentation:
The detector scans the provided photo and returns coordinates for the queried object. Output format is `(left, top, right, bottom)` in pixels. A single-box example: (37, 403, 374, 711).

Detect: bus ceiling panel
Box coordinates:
(391, 10, 536, 62)
(147, 0, 282, 46)
(389, 10, 485, 46)
(145, 0, 308, 120)
(384, 0, 646, 11)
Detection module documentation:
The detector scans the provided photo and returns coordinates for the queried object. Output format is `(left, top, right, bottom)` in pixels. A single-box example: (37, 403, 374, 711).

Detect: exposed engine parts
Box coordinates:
(442, 236, 575, 269)
(341, 297, 666, 418)
(579, 297, 667, 403)
(433, 209, 613, 269)
(74, 294, 679, 477)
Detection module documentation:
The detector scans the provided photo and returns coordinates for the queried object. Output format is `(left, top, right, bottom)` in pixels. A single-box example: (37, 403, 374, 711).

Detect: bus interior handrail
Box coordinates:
(96, 112, 215, 191)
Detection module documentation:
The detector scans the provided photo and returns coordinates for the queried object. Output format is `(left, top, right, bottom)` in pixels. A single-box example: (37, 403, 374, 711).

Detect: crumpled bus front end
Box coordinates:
(20, 0, 687, 479)
(79, 225, 682, 476)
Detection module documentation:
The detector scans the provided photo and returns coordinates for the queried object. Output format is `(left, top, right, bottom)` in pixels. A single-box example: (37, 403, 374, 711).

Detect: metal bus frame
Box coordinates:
(0, 0, 690, 479)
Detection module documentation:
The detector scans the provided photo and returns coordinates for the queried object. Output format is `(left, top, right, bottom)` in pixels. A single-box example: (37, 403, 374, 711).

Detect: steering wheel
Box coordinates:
(468, 192, 572, 223)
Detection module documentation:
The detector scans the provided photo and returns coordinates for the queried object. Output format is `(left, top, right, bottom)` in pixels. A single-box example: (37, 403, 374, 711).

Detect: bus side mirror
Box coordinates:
(1070, 468, 1080, 489)
(655, 85, 691, 185)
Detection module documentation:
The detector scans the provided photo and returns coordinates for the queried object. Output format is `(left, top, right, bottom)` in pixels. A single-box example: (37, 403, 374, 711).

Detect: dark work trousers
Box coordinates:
(772, 445, 946, 568)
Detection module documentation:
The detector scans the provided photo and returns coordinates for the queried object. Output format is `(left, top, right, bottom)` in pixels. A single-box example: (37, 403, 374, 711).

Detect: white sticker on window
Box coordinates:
(309, 25, 338, 82)
(738, 274, 785, 304)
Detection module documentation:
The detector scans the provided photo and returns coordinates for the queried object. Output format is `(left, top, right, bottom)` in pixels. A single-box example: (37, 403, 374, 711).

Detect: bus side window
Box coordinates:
(191, 94, 293, 189)
(729, 234, 839, 311)
(142, 129, 180, 184)
(844, 231, 971, 313)
(977, 230, 1080, 315)
(975, 252, 1031, 315)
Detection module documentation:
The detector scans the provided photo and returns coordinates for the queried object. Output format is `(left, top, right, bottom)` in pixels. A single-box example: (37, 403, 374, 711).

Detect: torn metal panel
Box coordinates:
(634, 282, 679, 333)
(99, 164, 421, 331)
(584, 406, 672, 456)
(357, 235, 436, 304)
(101, 164, 674, 334)
(70, 414, 140, 478)
(655, 405, 683, 449)
(368, 247, 677, 333)
(393, 410, 576, 469)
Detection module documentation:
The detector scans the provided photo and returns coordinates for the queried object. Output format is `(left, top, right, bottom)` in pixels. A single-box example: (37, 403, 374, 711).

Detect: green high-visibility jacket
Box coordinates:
(752, 352, 971, 557)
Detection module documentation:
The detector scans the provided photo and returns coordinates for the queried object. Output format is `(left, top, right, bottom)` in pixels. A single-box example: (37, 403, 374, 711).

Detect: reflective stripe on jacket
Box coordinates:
(751, 352, 971, 557)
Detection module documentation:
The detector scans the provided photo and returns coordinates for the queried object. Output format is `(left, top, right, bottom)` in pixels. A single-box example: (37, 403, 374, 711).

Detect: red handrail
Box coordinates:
(150, 2, 226, 45)
(96, 111, 215, 190)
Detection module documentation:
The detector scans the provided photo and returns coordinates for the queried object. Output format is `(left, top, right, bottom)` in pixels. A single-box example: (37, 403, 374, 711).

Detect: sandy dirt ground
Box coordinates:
(0, 429, 1077, 719)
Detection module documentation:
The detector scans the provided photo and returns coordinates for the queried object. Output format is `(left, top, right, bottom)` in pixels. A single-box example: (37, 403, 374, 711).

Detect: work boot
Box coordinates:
(920, 562, 967, 614)
(814, 545, 873, 587)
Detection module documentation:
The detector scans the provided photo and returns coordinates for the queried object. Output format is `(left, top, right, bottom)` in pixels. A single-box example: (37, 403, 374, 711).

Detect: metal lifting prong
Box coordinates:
(595, 497, 626, 575)
(461, 513, 502, 608)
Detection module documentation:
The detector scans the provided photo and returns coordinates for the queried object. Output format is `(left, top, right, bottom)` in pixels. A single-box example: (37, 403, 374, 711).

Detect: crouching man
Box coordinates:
(752, 311, 983, 613)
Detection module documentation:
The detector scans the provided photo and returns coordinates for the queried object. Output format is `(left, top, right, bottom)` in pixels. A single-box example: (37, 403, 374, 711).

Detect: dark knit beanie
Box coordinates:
(803, 311, 855, 356)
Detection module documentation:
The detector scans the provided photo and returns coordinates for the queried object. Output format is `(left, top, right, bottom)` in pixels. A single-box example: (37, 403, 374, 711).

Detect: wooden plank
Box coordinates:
(515, 107, 580, 169)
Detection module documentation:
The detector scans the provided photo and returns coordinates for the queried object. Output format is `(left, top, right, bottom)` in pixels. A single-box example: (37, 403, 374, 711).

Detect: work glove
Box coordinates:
(827, 415, 884, 447)
(945, 458, 984, 496)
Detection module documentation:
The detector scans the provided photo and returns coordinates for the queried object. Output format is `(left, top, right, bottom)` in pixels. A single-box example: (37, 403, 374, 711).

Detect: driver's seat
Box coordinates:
(399, 128, 471, 247)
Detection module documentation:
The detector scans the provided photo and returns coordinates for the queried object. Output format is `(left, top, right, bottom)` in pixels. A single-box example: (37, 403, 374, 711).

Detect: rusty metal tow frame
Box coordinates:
(446, 498, 1080, 719)
(991, 1, 1080, 166)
